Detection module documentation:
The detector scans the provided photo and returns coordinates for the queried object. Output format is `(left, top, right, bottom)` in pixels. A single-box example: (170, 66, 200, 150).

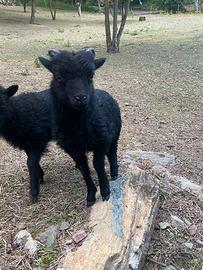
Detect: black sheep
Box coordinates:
(0, 85, 52, 202)
(39, 49, 121, 206)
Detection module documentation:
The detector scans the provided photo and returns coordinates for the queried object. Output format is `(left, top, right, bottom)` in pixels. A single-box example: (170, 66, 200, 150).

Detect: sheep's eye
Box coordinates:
(88, 74, 94, 81)
(56, 75, 63, 82)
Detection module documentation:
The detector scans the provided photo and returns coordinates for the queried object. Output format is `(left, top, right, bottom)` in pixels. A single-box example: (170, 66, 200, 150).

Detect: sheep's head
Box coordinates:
(0, 84, 18, 127)
(39, 49, 105, 111)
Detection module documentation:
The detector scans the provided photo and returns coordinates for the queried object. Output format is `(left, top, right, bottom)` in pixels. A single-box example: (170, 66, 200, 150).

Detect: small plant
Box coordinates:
(124, 29, 130, 34)
(167, 227, 181, 240)
(158, 185, 170, 198)
(34, 57, 41, 68)
(27, 205, 40, 218)
(129, 30, 138, 36)
(67, 210, 80, 223)
(124, 30, 138, 36)
(36, 245, 56, 267)
(64, 40, 71, 48)
(21, 68, 31, 76)
(0, 240, 4, 250)
(58, 28, 64, 33)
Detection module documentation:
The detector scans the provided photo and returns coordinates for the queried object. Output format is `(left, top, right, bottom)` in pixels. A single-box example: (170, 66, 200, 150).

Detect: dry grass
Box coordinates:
(0, 6, 203, 269)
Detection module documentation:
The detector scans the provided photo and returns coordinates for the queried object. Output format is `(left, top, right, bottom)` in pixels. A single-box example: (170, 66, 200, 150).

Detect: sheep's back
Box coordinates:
(3, 89, 52, 150)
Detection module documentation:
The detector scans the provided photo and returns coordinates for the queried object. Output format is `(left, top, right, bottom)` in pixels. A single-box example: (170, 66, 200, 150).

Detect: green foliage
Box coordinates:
(36, 245, 56, 267)
(21, 68, 31, 76)
(63, 40, 71, 47)
(58, 28, 64, 33)
(146, 0, 187, 12)
(34, 57, 41, 68)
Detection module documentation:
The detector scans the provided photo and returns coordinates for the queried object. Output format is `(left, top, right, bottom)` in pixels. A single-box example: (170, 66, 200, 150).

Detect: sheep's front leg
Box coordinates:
(26, 151, 42, 203)
(72, 154, 97, 207)
(93, 151, 110, 201)
(107, 141, 119, 181)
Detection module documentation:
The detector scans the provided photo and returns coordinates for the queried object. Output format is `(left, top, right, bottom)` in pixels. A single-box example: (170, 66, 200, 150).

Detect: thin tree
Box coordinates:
(30, 0, 36, 23)
(194, 0, 200, 13)
(48, 0, 56, 20)
(104, 0, 131, 53)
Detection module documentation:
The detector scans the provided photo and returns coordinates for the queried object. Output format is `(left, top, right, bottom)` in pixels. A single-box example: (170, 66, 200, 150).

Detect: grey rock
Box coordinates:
(36, 225, 59, 249)
(159, 222, 170, 230)
(13, 229, 37, 256)
(196, 240, 203, 246)
(166, 265, 176, 270)
(151, 165, 169, 178)
(183, 218, 192, 226)
(183, 242, 193, 249)
(13, 230, 31, 246)
(152, 165, 203, 202)
(175, 176, 203, 201)
(124, 150, 176, 167)
(171, 215, 187, 229)
(60, 221, 70, 231)
(189, 224, 197, 236)
(24, 238, 38, 256)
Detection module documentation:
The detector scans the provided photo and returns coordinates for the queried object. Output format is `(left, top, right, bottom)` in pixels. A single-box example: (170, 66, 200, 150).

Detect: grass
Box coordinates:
(0, 6, 203, 270)
(36, 244, 58, 267)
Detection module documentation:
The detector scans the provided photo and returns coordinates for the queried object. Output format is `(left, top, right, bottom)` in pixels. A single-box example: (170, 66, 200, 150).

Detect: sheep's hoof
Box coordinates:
(86, 200, 96, 207)
(102, 195, 110, 201)
(111, 176, 118, 181)
(31, 196, 38, 204)
(40, 178, 44, 185)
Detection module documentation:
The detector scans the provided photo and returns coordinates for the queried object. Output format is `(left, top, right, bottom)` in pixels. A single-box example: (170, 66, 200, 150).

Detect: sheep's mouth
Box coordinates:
(72, 103, 88, 111)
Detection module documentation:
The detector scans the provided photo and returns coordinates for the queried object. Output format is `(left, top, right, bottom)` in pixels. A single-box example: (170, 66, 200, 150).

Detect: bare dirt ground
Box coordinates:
(0, 6, 202, 270)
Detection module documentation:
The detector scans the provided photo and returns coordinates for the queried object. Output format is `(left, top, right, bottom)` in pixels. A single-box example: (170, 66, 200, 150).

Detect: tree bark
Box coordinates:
(48, 0, 56, 20)
(111, 0, 119, 53)
(23, 0, 27, 12)
(117, 0, 131, 45)
(104, 0, 112, 52)
(30, 0, 36, 24)
(104, 0, 131, 53)
(194, 0, 200, 13)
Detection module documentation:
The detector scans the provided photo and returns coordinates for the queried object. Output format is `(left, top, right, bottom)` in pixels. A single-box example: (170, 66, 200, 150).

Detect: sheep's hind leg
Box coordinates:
(107, 141, 119, 181)
(26, 150, 43, 203)
(73, 154, 97, 207)
(93, 151, 110, 201)
(38, 165, 44, 185)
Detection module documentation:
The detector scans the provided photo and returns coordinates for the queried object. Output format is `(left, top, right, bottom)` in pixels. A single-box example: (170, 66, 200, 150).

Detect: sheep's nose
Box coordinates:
(75, 95, 87, 103)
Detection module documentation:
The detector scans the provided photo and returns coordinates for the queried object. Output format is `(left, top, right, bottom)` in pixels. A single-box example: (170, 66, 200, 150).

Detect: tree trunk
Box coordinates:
(194, 0, 200, 13)
(117, 0, 131, 45)
(23, 0, 27, 12)
(30, 0, 36, 24)
(104, 0, 131, 53)
(48, 0, 56, 20)
(111, 0, 119, 53)
(104, 0, 112, 52)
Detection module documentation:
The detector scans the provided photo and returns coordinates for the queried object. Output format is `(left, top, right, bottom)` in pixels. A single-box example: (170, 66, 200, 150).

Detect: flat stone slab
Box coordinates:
(58, 165, 159, 270)
(124, 150, 176, 167)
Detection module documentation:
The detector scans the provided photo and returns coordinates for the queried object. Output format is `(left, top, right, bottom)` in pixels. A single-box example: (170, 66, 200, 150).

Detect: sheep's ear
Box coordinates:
(6, 85, 18, 97)
(38, 57, 52, 72)
(95, 58, 106, 70)
(86, 48, 95, 56)
(48, 49, 60, 58)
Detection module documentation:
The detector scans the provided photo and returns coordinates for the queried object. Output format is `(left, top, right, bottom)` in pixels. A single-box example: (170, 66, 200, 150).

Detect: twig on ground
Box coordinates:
(147, 258, 167, 267)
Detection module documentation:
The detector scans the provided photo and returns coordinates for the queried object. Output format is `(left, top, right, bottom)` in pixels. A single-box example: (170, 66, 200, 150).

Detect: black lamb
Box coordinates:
(0, 85, 52, 202)
(39, 49, 121, 206)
